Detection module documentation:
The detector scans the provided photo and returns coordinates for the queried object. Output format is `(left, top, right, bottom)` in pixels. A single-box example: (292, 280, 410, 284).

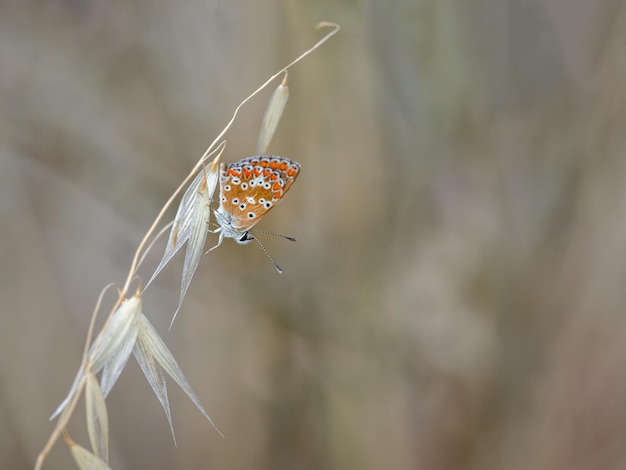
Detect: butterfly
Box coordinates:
(210, 156, 301, 270)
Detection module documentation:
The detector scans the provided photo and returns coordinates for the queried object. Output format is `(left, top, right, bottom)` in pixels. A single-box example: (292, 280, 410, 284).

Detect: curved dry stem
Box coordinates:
(124, 21, 339, 296)
(196, 21, 340, 169)
(36, 20, 340, 470)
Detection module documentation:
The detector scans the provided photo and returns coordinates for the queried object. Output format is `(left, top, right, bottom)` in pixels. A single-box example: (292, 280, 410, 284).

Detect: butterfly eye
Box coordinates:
(232, 198, 239, 204)
(239, 203, 246, 210)
(264, 201, 272, 209)
(241, 183, 248, 190)
(249, 180, 255, 186)
(247, 212, 255, 219)
(263, 182, 271, 189)
(224, 184, 231, 191)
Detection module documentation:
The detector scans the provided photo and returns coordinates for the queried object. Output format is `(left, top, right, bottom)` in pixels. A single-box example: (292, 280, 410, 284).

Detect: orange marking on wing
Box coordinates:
(259, 160, 268, 167)
(273, 182, 282, 191)
(270, 173, 278, 180)
(280, 162, 288, 170)
(288, 168, 298, 176)
(243, 167, 252, 178)
(270, 161, 279, 169)
(263, 169, 272, 177)
(254, 167, 261, 177)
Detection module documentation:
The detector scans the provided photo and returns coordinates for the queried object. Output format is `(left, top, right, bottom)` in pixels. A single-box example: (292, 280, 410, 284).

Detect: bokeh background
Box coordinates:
(3, 0, 626, 469)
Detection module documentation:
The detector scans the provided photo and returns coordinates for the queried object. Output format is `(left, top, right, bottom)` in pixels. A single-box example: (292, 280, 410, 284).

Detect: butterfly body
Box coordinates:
(212, 156, 301, 248)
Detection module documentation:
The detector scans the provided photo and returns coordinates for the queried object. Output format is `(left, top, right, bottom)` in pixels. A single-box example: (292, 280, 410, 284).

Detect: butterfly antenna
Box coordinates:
(248, 234, 283, 273)
(250, 229, 297, 242)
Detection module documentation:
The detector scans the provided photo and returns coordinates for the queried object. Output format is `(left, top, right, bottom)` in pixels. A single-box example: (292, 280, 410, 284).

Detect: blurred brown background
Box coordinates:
(3, 0, 626, 469)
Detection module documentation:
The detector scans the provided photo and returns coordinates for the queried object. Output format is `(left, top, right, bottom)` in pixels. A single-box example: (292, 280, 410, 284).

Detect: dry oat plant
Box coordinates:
(34, 22, 340, 470)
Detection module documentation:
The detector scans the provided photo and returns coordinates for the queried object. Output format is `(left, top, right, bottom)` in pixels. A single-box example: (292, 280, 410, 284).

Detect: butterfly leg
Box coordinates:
(206, 232, 224, 253)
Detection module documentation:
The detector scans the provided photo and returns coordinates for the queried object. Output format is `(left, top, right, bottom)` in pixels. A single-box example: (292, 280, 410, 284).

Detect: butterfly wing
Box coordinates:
(219, 156, 301, 232)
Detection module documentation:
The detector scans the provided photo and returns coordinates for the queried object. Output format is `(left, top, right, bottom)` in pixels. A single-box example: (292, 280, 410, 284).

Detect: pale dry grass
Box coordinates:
(2, 1, 626, 469)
